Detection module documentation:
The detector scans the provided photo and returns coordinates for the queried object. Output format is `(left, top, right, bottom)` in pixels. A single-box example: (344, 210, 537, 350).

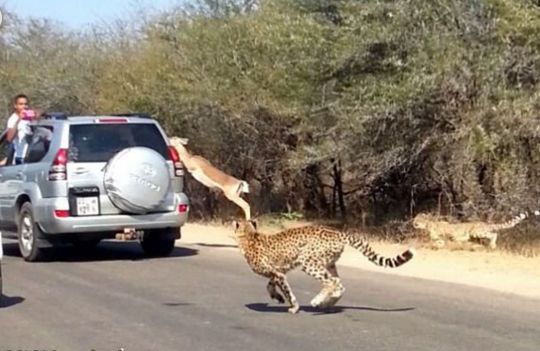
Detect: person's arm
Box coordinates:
(6, 115, 20, 142)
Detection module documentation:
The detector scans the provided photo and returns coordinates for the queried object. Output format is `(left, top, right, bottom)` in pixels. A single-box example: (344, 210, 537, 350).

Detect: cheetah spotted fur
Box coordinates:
(232, 220, 415, 314)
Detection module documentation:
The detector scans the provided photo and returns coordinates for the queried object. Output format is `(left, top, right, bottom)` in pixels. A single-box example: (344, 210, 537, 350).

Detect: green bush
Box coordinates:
(0, 0, 539, 233)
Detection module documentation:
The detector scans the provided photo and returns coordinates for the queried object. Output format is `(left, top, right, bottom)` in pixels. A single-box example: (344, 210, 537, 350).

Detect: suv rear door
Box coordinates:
(0, 124, 54, 229)
(66, 120, 175, 215)
(0, 158, 26, 228)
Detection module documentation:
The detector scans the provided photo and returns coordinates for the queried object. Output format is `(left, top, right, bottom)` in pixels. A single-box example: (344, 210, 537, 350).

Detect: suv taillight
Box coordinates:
(48, 148, 68, 181)
(168, 146, 183, 177)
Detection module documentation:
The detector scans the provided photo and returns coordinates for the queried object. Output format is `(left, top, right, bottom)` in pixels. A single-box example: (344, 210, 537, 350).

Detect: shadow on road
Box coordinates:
(2, 241, 198, 262)
(0, 295, 25, 308)
(246, 302, 415, 315)
(193, 243, 238, 249)
(162, 302, 193, 307)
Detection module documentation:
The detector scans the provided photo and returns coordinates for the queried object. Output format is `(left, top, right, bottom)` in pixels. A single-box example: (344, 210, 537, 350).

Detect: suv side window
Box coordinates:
(25, 126, 54, 164)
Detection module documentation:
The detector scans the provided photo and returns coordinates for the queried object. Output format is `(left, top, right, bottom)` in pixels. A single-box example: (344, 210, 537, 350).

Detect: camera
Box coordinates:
(22, 109, 36, 121)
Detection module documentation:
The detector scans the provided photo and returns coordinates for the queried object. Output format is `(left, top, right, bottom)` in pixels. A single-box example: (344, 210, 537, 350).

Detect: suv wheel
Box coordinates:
(18, 202, 46, 262)
(140, 229, 176, 257)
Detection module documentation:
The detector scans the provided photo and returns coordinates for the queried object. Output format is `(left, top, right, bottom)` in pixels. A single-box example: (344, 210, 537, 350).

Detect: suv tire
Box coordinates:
(18, 202, 46, 262)
(140, 228, 176, 257)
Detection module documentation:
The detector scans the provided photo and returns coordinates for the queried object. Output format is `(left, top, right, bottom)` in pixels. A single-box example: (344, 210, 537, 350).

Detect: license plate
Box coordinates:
(76, 197, 99, 216)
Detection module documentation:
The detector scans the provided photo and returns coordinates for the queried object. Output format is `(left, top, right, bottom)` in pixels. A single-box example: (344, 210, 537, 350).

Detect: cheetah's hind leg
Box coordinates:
(321, 263, 345, 307)
(302, 260, 344, 308)
(486, 231, 497, 250)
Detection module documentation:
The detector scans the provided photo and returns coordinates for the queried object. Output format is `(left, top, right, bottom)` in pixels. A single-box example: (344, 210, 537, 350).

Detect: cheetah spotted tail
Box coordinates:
(346, 235, 414, 268)
(490, 210, 540, 231)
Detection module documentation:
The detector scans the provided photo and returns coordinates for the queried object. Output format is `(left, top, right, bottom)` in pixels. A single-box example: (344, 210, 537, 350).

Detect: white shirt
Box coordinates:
(7, 113, 30, 159)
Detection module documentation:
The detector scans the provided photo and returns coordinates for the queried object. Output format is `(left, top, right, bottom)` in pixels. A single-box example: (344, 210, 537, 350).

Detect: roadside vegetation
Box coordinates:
(1, 0, 539, 254)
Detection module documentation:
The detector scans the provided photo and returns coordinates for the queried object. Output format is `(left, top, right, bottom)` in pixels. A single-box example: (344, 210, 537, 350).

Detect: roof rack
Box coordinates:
(41, 112, 153, 120)
(109, 113, 153, 119)
(43, 112, 68, 120)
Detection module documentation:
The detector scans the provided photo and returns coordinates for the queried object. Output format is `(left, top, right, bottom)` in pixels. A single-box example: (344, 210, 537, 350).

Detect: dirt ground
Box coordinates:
(180, 221, 540, 300)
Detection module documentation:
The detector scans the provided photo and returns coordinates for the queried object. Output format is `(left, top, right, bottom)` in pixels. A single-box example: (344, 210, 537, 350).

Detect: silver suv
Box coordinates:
(0, 231, 3, 302)
(0, 113, 189, 261)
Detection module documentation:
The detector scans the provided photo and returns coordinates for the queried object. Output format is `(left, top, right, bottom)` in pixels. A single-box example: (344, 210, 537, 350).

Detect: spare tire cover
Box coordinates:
(104, 147, 170, 214)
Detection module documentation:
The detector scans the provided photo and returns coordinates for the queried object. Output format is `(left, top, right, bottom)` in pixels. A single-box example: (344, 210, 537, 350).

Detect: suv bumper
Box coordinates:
(35, 194, 189, 234)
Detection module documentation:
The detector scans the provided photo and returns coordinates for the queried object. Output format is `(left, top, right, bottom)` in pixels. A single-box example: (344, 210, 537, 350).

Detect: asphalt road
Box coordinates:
(0, 239, 539, 351)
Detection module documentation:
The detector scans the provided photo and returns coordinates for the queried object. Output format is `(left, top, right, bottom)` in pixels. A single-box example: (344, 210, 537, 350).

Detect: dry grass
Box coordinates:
(497, 224, 540, 257)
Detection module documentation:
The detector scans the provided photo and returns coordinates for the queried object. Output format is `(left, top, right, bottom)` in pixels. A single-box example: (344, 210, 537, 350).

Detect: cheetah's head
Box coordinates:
(232, 219, 258, 238)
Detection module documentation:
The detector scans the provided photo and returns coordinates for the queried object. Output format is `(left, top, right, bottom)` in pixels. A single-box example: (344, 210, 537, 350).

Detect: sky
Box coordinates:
(3, 0, 183, 29)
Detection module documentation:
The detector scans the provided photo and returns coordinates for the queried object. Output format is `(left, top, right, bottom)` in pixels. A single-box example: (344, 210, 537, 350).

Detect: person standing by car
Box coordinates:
(5, 94, 38, 165)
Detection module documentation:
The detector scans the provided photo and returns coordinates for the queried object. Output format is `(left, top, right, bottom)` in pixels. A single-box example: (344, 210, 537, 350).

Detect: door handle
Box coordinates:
(16, 171, 24, 180)
(74, 167, 89, 175)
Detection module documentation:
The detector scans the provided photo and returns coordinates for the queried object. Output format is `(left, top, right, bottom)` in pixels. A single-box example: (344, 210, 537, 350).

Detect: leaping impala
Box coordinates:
(169, 137, 251, 220)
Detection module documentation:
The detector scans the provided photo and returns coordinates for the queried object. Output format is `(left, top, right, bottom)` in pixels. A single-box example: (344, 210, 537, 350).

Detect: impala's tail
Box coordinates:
(346, 234, 414, 268)
(237, 180, 250, 194)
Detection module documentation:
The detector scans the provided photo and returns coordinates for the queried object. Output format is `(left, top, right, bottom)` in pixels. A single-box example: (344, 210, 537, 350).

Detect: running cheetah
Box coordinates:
(232, 220, 414, 314)
(412, 211, 540, 249)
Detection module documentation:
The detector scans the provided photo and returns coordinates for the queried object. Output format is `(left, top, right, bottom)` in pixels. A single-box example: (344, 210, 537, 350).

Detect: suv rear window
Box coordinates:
(69, 123, 169, 162)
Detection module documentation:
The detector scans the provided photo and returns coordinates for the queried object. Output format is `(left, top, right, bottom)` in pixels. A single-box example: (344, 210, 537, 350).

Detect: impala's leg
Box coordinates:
(225, 192, 251, 220)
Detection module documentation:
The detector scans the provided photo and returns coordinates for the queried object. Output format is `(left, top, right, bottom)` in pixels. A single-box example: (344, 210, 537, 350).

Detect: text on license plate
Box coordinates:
(76, 197, 99, 216)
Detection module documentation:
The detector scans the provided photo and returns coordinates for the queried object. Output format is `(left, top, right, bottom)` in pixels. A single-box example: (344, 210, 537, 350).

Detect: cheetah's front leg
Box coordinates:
(272, 272, 300, 314)
(267, 278, 285, 304)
